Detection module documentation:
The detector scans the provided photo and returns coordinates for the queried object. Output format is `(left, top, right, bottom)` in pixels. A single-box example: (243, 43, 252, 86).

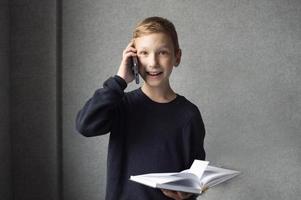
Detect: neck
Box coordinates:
(141, 83, 177, 103)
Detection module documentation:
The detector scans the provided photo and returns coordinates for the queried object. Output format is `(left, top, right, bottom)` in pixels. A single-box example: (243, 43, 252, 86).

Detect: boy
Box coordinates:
(76, 16, 206, 200)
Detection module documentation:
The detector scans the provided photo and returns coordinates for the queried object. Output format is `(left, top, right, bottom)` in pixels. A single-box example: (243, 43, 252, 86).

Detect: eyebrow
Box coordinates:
(139, 45, 171, 50)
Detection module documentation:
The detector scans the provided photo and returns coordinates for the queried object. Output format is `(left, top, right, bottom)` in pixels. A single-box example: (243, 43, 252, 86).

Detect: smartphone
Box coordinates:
(130, 56, 140, 84)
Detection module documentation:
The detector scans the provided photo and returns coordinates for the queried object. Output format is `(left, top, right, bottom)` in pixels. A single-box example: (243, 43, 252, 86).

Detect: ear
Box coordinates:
(174, 49, 182, 67)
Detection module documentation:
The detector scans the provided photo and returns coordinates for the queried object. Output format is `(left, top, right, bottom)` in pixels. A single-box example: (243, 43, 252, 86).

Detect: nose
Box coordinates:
(148, 53, 159, 68)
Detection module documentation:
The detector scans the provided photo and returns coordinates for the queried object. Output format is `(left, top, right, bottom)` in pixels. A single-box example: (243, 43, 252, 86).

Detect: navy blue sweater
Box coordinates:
(76, 76, 206, 200)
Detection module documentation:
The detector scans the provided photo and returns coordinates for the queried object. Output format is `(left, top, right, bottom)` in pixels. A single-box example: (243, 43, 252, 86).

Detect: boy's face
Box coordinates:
(134, 33, 181, 88)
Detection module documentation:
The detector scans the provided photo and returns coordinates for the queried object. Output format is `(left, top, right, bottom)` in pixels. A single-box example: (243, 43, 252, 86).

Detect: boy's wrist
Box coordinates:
(116, 70, 132, 84)
(116, 73, 128, 83)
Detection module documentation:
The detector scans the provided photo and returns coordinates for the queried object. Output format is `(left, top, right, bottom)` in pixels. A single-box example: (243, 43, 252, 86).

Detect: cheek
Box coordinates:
(163, 59, 175, 68)
(138, 56, 174, 67)
(137, 57, 147, 66)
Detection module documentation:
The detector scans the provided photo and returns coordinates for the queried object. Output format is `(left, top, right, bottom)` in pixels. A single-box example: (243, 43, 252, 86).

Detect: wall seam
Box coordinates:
(56, 0, 63, 200)
(8, 1, 13, 200)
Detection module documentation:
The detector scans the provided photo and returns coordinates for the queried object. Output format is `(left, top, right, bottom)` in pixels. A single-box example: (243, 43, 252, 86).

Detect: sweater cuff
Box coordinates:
(114, 75, 127, 90)
(103, 75, 127, 95)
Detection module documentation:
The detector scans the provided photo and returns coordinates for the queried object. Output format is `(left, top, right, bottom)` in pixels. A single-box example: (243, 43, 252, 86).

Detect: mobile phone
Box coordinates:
(130, 56, 139, 84)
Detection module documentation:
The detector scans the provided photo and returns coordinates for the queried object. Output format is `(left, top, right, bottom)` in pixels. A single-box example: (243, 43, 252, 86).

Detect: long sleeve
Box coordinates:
(75, 75, 127, 137)
(183, 108, 206, 162)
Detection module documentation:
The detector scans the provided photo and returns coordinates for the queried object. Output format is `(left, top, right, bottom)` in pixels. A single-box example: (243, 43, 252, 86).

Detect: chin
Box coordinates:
(145, 80, 167, 88)
(146, 83, 161, 88)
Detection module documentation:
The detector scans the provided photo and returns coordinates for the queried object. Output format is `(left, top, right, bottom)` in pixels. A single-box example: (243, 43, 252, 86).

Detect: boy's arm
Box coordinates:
(76, 40, 137, 137)
(191, 110, 206, 161)
(184, 107, 206, 162)
(75, 75, 127, 137)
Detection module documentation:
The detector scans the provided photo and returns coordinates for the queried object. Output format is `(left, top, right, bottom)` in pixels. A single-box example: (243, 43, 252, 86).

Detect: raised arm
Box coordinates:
(76, 40, 138, 137)
(75, 75, 127, 137)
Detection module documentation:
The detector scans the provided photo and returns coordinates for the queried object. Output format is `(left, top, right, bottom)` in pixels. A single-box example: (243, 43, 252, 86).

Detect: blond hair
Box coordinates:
(132, 16, 180, 53)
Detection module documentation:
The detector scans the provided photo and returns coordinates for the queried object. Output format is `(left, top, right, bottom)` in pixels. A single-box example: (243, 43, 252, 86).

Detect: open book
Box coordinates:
(130, 160, 240, 194)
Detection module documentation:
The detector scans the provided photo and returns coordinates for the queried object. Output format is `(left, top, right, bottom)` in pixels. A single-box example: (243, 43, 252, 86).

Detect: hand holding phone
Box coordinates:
(117, 40, 139, 84)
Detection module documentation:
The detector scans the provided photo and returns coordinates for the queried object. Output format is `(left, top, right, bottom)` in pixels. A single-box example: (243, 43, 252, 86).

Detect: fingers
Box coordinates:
(161, 189, 193, 200)
(122, 41, 137, 61)
(124, 51, 137, 60)
(161, 189, 179, 199)
(123, 48, 137, 57)
(176, 191, 192, 199)
(124, 47, 137, 53)
(123, 42, 137, 57)
(116, 40, 138, 84)
(126, 39, 134, 48)
(124, 40, 136, 52)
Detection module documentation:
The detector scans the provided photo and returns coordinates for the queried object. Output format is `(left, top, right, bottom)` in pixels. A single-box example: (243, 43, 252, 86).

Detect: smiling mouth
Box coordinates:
(147, 72, 163, 76)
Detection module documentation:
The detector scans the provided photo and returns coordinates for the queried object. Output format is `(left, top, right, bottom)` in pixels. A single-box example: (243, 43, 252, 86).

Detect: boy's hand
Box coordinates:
(117, 40, 137, 84)
(161, 189, 194, 200)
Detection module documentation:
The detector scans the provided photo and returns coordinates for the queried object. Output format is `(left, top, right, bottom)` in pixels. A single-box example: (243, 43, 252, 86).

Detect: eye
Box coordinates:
(159, 50, 169, 55)
(139, 51, 148, 56)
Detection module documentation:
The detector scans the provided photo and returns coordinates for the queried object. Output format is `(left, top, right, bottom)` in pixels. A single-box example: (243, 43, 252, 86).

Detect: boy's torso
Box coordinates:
(106, 88, 202, 200)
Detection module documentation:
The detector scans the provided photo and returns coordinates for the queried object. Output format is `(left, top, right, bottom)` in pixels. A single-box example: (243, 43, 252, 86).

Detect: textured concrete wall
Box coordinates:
(64, 0, 301, 199)
(0, 0, 11, 199)
(10, 0, 59, 199)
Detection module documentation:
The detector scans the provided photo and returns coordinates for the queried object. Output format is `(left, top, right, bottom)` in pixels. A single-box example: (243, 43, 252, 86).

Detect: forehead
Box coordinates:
(134, 33, 174, 50)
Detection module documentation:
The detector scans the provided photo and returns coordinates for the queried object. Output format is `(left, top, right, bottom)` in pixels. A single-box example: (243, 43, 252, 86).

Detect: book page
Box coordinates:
(135, 173, 183, 184)
(200, 165, 240, 188)
(157, 179, 203, 194)
(187, 160, 209, 179)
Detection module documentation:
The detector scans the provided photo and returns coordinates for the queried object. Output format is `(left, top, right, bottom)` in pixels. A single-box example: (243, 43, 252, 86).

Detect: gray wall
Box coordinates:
(2, 0, 300, 200)
(10, 0, 59, 199)
(0, 0, 11, 199)
(64, 0, 301, 200)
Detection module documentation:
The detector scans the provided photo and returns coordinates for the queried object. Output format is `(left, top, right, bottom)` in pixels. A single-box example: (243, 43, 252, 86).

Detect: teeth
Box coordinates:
(148, 72, 161, 75)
